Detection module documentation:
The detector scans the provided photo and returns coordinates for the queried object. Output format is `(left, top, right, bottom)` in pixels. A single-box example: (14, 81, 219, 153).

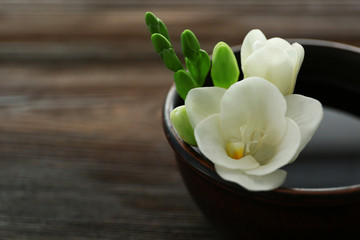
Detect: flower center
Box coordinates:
(225, 127, 266, 160)
(225, 141, 245, 159)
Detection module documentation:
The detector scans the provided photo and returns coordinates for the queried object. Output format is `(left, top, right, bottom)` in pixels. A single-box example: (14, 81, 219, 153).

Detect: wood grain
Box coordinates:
(0, 1, 359, 239)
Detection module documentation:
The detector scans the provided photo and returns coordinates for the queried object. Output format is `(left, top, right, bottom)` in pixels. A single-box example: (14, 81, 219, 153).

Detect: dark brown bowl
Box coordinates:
(163, 40, 360, 239)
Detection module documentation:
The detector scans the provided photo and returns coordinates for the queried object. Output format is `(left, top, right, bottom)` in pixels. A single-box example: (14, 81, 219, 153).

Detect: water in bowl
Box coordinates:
(283, 107, 360, 189)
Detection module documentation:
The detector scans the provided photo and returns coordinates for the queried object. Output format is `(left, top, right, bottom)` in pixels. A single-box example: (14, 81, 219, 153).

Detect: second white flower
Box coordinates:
(241, 29, 304, 96)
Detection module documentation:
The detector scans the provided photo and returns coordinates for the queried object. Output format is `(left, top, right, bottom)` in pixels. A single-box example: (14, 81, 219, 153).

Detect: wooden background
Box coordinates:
(0, 1, 359, 239)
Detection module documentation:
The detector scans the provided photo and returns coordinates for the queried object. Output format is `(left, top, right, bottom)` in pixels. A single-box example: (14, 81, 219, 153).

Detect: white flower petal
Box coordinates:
(290, 43, 305, 92)
(245, 118, 301, 175)
(285, 94, 323, 152)
(265, 37, 291, 48)
(242, 45, 295, 95)
(284, 47, 298, 70)
(185, 87, 226, 129)
(240, 29, 267, 64)
(195, 114, 259, 170)
(220, 77, 287, 144)
(292, 42, 305, 72)
(215, 164, 287, 191)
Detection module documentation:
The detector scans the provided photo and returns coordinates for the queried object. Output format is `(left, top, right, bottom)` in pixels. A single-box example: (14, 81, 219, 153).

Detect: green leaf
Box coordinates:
(151, 34, 184, 72)
(185, 50, 211, 87)
(174, 70, 197, 100)
(181, 29, 200, 60)
(211, 42, 239, 88)
(145, 12, 170, 41)
(170, 106, 197, 146)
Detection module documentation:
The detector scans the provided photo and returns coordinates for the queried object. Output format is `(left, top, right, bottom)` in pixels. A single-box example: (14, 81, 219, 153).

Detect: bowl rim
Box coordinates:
(163, 39, 360, 196)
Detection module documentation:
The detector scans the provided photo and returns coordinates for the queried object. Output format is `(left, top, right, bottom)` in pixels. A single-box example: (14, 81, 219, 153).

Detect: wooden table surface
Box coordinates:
(0, 1, 359, 239)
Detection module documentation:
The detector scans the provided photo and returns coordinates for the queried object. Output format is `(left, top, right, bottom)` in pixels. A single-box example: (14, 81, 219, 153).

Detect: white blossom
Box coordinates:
(186, 77, 323, 191)
(241, 29, 304, 95)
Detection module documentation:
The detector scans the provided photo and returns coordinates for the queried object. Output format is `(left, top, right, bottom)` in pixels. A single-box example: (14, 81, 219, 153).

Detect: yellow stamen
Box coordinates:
(225, 142, 245, 159)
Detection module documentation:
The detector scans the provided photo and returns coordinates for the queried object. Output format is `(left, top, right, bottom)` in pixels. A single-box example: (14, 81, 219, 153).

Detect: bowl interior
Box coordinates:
(164, 39, 360, 195)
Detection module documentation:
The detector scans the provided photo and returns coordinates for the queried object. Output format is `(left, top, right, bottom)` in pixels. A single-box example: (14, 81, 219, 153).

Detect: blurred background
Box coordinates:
(0, 1, 359, 239)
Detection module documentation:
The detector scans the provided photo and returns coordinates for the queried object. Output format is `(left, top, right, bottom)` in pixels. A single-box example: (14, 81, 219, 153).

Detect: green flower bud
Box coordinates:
(185, 50, 211, 87)
(181, 29, 200, 60)
(151, 33, 184, 72)
(145, 12, 170, 41)
(174, 70, 197, 100)
(211, 42, 239, 89)
(170, 106, 197, 146)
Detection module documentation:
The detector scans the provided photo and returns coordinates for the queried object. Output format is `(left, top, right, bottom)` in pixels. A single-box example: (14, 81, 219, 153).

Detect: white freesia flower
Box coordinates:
(185, 77, 323, 191)
(241, 29, 304, 96)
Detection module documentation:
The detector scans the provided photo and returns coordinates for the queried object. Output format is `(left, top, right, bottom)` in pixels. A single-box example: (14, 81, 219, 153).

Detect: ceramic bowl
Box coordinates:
(163, 39, 360, 239)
